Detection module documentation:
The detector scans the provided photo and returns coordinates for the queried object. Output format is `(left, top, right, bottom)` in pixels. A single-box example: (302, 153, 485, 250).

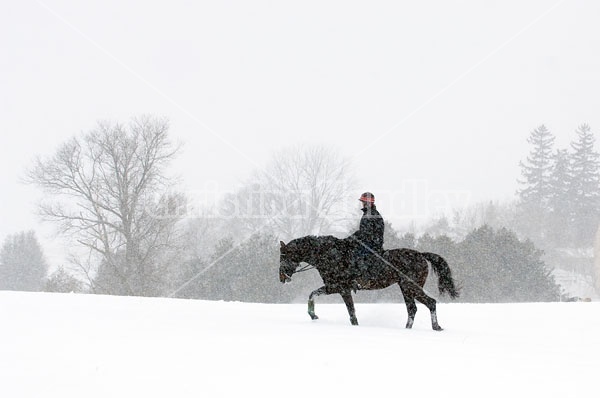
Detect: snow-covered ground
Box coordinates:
(1, 292, 598, 398)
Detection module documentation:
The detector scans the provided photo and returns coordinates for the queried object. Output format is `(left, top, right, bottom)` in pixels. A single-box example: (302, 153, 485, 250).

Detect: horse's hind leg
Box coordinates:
(400, 279, 442, 331)
(399, 284, 417, 329)
(308, 286, 328, 320)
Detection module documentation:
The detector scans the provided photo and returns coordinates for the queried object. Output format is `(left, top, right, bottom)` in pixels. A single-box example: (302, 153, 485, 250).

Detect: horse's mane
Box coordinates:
(287, 235, 351, 264)
(289, 235, 344, 249)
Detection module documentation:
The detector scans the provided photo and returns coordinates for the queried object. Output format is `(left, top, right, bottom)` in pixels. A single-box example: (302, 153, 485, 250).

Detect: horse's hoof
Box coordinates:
(309, 313, 319, 320)
(350, 317, 359, 326)
(433, 325, 443, 331)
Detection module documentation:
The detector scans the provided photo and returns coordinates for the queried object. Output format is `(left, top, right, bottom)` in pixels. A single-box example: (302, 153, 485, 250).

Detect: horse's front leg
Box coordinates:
(340, 290, 358, 326)
(308, 286, 329, 320)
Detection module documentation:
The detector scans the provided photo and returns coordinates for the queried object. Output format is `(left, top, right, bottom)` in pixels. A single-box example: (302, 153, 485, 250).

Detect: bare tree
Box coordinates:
(27, 115, 184, 296)
(222, 145, 356, 240)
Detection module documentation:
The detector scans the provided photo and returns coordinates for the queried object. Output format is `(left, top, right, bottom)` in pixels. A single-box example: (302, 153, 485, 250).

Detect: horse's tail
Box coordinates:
(421, 252, 460, 299)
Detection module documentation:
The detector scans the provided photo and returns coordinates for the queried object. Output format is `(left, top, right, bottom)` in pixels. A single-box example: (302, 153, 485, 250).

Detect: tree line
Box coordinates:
(1, 116, 583, 302)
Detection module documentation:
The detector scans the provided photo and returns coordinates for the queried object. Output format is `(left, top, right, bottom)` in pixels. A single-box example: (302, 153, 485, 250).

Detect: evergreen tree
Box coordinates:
(569, 124, 600, 246)
(548, 149, 574, 245)
(454, 226, 560, 302)
(417, 234, 457, 257)
(0, 231, 48, 291)
(383, 221, 405, 250)
(518, 125, 556, 207)
(517, 125, 555, 240)
(423, 216, 452, 237)
(204, 236, 236, 299)
(397, 232, 417, 249)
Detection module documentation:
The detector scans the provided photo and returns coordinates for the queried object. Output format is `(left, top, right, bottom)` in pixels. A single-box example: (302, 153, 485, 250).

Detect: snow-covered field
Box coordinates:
(1, 292, 598, 398)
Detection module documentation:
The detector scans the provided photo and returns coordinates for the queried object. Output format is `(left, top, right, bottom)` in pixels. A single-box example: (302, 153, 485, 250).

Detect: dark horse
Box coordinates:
(279, 235, 459, 330)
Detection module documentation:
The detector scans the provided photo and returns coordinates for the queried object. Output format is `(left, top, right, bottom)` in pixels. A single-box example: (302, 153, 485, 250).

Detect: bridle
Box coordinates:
(280, 253, 315, 282)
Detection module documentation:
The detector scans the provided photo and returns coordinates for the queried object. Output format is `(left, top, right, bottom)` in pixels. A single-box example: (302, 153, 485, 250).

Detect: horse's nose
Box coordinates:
(279, 272, 291, 283)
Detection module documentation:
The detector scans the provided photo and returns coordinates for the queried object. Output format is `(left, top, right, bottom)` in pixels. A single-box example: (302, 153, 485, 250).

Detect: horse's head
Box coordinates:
(279, 241, 299, 283)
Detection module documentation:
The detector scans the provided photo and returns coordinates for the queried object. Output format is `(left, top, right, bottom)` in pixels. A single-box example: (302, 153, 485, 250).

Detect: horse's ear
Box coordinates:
(280, 241, 286, 248)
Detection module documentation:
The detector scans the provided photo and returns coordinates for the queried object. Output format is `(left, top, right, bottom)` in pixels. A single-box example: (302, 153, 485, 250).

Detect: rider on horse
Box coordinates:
(348, 192, 385, 285)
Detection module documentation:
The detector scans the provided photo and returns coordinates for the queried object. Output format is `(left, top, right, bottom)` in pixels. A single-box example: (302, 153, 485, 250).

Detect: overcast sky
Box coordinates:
(2, 0, 600, 266)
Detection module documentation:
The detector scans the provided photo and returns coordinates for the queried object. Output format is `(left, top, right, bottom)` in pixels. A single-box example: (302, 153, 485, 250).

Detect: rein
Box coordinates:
(293, 263, 315, 274)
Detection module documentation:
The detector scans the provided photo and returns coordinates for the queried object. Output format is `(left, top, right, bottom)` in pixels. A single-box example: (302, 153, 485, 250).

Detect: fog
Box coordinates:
(2, 1, 600, 268)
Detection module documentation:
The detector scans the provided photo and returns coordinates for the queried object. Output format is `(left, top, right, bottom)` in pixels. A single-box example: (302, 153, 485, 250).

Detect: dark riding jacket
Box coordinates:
(350, 205, 384, 256)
